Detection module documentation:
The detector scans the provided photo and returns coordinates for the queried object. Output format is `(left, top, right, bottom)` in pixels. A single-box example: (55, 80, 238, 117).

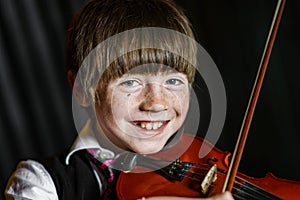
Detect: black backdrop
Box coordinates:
(1, 0, 300, 198)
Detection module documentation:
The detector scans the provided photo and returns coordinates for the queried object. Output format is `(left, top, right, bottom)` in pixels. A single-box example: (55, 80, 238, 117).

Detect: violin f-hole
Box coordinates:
(207, 157, 227, 174)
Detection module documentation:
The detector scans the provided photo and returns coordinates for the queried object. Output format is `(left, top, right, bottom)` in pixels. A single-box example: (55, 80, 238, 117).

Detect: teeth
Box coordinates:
(152, 123, 158, 130)
(146, 123, 152, 130)
(137, 121, 165, 130)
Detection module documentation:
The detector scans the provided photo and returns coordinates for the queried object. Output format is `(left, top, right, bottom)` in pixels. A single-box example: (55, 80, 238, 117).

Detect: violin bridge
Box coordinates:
(201, 164, 217, 195)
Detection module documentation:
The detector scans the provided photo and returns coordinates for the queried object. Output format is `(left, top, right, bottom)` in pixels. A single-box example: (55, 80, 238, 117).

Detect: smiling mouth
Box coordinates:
(133, 121, 168, 130)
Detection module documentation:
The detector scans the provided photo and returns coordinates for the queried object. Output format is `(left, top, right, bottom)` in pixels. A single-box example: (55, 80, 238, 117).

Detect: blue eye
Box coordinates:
(165, 79, 183, 85)
(120, 80, 140, 87)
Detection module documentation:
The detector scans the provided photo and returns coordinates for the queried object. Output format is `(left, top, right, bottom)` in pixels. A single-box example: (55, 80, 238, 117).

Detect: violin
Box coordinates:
(116, 0, 300, 199)
(116, 134, 300, 199)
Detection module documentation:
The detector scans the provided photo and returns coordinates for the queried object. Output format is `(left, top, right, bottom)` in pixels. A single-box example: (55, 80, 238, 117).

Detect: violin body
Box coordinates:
(116, 134, 300, 200)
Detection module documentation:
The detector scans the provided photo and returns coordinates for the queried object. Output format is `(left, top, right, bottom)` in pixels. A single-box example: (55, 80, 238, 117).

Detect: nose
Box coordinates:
(139, 83, 169, 112)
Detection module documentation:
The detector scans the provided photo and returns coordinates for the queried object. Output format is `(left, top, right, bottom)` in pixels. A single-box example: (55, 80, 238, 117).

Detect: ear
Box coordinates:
(67, 69, 76, 89)
(67, 69, 91, 107)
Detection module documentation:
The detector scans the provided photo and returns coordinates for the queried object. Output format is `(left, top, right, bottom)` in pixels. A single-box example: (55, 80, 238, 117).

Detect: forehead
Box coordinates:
(97, 48, 196, 86)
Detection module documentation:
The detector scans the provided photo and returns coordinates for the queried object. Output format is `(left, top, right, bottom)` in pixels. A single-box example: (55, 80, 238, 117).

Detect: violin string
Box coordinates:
(178, 162, 279, 199)
(188, 162, 278, 199)
(187, 164, 213, 176)
(174, 163, 211, 180)
(179, 176, 268, 200)
(180, 174, 205, 182)
(177, 162, 212, 172)
(234, 177, 271, 197)
(232, 185, 275, 200)
(186, 169, 209, 177)
(188, 163, 213, 170)
(180, 173, 267, 199)
(175, 167, 210, 178)
(232, 185, 261, 199)
(231, 192, 248, 200)
(231, 177, 279, 199)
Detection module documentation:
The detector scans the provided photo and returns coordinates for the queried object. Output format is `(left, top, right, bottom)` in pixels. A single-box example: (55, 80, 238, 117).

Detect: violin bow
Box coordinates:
(222, 0, 287, 193)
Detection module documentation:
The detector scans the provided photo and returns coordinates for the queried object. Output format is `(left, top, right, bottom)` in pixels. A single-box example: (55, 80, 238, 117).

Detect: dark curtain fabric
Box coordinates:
(1, 0, 299, 197)
(0, 0, 87, 196)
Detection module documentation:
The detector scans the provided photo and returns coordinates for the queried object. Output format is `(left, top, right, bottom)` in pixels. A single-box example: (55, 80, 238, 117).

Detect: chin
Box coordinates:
(131, 143, 164, 155)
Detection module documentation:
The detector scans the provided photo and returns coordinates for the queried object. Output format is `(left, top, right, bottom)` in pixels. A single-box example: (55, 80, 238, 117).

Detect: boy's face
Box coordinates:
(95, 67, 190, 154)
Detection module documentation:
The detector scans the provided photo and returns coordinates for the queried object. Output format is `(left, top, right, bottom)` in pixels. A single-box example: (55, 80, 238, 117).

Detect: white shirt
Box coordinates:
(5, 120, 115, 200)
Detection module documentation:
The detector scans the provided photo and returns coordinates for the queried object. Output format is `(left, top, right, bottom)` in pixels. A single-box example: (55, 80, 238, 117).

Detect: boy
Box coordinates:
(5, 0, 233, 199)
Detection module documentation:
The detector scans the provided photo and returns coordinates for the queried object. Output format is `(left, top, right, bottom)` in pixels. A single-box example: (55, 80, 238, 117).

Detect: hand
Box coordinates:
(141, 191, 234, 200)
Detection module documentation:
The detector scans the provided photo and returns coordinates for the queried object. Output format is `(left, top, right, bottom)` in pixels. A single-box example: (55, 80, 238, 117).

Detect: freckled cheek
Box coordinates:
(95, 94, 115, 121)
(110, 93, 138, 120)
(120, 91, 145, 108)
(95, 101, 112, 123)
(173, 91, 190, 115)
